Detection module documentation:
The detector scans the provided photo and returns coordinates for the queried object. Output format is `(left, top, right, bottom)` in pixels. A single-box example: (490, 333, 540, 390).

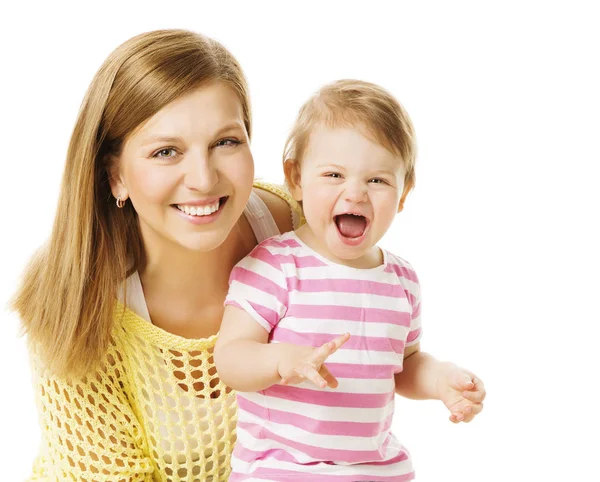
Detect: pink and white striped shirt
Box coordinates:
(224, 231, 422, 481)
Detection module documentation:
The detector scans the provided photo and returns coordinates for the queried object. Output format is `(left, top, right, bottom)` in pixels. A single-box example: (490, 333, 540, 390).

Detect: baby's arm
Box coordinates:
(394, 344, 486, 423)
(215, 305, 349, 392)
(392, 257, 485, 422)
(214, 305, 287, 391)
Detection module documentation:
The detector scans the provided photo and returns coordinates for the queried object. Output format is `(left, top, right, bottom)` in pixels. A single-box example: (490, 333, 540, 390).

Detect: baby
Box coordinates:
(215, 79, 485, 481)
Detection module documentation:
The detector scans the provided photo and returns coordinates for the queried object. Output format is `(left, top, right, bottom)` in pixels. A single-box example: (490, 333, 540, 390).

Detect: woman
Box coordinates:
(13, 29, 301, 481)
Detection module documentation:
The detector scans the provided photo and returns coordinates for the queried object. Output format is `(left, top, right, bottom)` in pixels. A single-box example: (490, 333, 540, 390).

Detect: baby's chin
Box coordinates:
(327, 240, 379, 264)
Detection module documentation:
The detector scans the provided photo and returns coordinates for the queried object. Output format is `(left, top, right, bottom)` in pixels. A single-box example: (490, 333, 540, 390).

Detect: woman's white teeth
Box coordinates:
(177, 201, 220, 216)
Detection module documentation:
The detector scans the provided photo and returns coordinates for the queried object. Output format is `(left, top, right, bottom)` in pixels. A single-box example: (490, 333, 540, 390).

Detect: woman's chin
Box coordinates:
(177, 231, 232, 253)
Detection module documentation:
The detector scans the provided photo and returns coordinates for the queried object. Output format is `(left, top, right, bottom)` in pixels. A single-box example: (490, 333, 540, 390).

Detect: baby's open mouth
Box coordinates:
(334, 214, 368, 238)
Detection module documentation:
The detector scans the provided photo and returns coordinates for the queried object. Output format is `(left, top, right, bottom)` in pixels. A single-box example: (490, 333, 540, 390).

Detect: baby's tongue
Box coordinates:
(335, 214, 366, 238)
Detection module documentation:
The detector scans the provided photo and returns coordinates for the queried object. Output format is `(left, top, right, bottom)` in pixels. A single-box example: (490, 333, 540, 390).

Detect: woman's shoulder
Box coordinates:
(252, 180, 304, 232)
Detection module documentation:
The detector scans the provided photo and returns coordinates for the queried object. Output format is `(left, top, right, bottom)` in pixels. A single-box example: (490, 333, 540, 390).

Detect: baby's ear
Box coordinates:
(397, 177, 415, 212)
(284, 159, 303, 202)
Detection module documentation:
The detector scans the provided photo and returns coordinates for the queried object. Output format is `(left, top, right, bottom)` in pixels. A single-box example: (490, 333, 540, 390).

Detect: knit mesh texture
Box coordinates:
(30, 307, 236, 481)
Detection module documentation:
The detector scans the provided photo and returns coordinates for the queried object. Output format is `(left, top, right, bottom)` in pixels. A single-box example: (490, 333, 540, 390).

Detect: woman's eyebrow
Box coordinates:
(213, 121, 246, 137)
(139, 121, 245, 147)
(140, 135, 186, 147)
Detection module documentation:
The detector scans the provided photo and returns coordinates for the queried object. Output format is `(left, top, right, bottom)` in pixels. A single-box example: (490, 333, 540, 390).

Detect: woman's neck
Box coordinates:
(137, 216, 257, 336)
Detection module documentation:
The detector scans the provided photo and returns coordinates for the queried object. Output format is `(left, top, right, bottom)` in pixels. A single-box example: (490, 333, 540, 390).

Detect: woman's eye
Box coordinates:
(214, 138, 241, 148)
(152, 148, 178, 159)
(369, 178, 386, 184)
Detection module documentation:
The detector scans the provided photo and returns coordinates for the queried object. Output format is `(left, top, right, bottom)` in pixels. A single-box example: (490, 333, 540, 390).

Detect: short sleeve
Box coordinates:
(224, 244, 289, 333)
(405, 268, 422, 346)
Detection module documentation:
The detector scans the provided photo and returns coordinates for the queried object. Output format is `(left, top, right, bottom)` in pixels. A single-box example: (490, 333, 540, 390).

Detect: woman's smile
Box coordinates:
(173, 196, 229, 224)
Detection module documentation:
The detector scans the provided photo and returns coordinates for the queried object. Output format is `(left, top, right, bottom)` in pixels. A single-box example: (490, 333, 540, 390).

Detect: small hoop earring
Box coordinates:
(116, 196, 126, 208)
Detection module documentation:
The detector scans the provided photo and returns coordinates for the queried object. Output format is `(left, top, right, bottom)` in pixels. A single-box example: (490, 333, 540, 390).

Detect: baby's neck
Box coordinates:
(294, 225, 383, 269)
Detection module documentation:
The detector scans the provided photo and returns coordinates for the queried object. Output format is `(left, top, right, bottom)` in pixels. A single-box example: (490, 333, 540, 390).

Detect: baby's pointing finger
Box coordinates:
(312, 333, 350, 364)
(325, 333, 351, 353)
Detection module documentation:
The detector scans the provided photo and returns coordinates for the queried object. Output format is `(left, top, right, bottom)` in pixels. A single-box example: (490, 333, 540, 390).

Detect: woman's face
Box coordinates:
(111, 83, 254, 254)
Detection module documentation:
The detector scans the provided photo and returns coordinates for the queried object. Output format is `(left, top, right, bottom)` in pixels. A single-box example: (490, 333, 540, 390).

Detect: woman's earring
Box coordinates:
(116, 196, 126, 208)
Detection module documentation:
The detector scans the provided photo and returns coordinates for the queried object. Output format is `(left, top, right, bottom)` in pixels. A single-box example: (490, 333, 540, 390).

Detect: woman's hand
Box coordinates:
(437, 363, 486, 423)
(277, 333, 351, 389)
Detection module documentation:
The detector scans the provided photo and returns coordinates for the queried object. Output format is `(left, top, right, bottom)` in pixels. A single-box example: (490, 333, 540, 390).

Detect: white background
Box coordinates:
(1, 1, 599, 481)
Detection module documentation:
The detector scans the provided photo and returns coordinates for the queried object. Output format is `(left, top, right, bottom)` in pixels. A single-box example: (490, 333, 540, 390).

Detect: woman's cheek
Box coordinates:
(226, 153, 255, 198)
(235, 158, 255, 186)
(130, 166, 176, 206)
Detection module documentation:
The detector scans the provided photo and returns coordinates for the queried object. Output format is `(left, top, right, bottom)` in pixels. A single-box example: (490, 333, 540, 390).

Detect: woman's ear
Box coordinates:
(284, 159, 302, 202)
(107, 156, 129, 202)
(397, 177, 415, 212)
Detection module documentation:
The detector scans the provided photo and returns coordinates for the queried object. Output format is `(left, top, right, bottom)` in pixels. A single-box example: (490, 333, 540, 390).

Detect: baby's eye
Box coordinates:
(152, 148, 178, 159)
(325, 173, 342, 178)
(369, 178, 386, 184)
(214, 138, 241, 148)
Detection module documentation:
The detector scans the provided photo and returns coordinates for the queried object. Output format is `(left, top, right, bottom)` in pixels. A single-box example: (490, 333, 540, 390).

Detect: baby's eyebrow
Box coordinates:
(370, 169, 396, 176)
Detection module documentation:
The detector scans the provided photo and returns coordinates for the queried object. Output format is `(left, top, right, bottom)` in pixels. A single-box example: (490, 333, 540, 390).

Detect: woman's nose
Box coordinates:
(184, 151, 218, 192)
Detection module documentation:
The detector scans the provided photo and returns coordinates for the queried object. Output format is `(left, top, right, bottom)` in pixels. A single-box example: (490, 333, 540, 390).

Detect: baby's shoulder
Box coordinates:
(254, 232, 301, 253)
(383, 250, 419, 284)
(242, 232, 302, 267)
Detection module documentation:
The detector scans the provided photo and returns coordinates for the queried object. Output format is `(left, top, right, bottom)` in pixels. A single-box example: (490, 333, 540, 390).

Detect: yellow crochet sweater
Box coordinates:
(28, 182, 302, 482)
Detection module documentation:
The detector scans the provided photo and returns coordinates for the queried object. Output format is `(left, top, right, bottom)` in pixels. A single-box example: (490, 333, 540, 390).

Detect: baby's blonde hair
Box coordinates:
(283, 79, 416, 205)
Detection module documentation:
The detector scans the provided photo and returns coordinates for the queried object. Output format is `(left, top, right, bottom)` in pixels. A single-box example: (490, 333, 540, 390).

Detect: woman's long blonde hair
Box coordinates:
(12, 29, 251, 378)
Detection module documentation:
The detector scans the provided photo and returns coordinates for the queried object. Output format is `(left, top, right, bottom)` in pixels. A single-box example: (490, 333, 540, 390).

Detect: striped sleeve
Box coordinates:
(388, 254, 423, 347)
(405, 265, 422, 346)
(225, 244, 289, 333)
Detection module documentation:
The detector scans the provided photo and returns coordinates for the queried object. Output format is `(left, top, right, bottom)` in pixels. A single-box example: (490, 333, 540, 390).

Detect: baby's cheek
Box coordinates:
(377, 193, 401, 220)
(304, 196, 330, 226)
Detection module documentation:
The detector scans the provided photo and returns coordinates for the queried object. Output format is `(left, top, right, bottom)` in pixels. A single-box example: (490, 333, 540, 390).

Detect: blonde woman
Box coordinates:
(13, 29, 301, 481)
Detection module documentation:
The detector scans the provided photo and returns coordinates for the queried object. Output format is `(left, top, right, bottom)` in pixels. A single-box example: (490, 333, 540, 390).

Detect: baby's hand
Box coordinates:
(437, 364, 486, 423)
(277, 333, 351, 389)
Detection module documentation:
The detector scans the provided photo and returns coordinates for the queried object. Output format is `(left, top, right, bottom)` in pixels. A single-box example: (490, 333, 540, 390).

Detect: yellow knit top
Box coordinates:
(28, 182, 303, 482)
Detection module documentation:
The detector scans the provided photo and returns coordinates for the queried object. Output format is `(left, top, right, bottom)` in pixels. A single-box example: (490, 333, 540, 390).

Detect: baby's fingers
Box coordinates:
(299, 364, 328, 389)
(462, 377, 486, 403)
(450, 402, 483, 423)
(464, 402, 484, 422)
(312, 333, 351, 365)
(320, 366, 339, 389)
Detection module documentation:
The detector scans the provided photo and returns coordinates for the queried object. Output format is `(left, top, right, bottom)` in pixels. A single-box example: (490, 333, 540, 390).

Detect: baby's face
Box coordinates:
(292, 124, 406, 266)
